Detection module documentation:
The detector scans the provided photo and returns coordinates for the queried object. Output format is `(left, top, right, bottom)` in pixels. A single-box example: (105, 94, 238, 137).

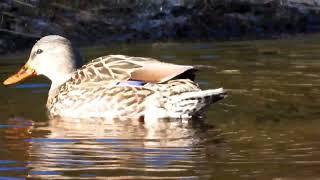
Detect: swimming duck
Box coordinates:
(3, 35, 225, 120)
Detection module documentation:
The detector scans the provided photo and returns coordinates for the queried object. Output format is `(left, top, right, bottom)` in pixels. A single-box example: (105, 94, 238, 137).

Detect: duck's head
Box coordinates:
(3, 35, 82, 89)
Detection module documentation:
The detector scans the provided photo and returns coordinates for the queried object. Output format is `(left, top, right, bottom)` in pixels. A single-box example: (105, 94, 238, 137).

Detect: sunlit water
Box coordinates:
(0, 34, 320, 179)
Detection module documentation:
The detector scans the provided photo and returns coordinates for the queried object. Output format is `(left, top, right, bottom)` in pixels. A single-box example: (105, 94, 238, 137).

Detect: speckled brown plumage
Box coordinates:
(3, 35, 226, 120)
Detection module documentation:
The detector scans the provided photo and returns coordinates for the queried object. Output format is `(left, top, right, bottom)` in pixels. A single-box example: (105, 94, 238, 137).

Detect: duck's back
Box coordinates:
(67, 55, 196, 86)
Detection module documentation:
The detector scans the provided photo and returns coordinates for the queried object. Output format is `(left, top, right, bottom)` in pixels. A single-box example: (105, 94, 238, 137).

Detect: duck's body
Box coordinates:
(4, 36, 226, 120)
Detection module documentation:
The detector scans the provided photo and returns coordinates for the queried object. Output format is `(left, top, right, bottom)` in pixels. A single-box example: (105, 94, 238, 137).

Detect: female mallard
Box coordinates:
(3, 35, 225, 120)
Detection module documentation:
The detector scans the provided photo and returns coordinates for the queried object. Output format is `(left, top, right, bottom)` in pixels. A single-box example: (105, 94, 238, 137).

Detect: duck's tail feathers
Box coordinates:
(166, 88, 226, 118)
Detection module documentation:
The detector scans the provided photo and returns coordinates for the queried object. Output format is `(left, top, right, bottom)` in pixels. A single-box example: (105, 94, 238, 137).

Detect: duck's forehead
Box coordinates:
(34, 38, 70, 50)
(38, 35, 67, 43)
(36, 35, 68, 44)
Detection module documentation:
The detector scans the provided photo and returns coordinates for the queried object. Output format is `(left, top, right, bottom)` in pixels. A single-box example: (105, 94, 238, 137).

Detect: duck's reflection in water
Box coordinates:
(5, 117, 223, 179)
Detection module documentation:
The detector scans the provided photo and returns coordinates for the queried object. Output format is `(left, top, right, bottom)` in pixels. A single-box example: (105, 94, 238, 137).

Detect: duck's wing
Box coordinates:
(128, 57, 195, 83)
(68, 55, 195, 86)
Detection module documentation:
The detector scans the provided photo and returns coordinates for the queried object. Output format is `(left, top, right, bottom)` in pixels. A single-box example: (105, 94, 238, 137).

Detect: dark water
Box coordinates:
(0, 35, 320, 179)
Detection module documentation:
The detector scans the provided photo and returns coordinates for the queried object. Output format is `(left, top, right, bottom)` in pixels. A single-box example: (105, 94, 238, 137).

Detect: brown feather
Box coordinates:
(68, 55, 195, 85)
(130, 61, 194, 83)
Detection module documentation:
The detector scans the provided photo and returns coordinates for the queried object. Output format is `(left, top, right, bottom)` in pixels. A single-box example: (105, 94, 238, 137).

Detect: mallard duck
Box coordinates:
(3, 35, 226, 120)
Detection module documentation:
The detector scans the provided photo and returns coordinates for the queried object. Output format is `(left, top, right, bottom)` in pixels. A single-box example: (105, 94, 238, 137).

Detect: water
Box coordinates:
(0, 34, 320, 179)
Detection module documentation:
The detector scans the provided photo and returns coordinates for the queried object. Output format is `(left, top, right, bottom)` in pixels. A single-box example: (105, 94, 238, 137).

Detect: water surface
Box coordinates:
(0, 35, 320, 179)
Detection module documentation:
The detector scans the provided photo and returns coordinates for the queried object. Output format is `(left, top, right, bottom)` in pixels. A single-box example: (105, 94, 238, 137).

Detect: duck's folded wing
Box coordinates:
(130, 61, 194, 83)
(69, 55, 195, 85)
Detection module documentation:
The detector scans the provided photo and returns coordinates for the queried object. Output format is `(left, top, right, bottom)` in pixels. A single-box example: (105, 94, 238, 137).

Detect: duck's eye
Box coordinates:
(36, 49, 43, 54)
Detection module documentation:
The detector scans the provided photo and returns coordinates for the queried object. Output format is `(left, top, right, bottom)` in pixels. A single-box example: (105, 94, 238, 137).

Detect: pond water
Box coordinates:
(0, 34, 319, 179)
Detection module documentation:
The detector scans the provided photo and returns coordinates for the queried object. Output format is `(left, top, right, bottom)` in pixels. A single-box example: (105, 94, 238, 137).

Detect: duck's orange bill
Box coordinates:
(3, 64, 37, 85)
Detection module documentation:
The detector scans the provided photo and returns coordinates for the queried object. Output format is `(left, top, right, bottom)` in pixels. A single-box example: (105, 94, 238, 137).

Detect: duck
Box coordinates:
(3, 35, 226, 120)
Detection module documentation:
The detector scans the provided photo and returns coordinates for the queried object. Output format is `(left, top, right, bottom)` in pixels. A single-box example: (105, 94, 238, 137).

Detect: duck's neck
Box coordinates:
(49, 72, 73, 96)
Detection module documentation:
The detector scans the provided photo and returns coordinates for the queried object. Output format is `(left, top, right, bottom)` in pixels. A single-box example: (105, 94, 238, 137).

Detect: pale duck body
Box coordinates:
(3, 35, 226, 120)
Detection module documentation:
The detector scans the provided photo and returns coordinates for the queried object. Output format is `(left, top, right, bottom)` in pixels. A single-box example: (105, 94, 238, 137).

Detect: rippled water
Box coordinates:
(0, 34, 320, 179)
